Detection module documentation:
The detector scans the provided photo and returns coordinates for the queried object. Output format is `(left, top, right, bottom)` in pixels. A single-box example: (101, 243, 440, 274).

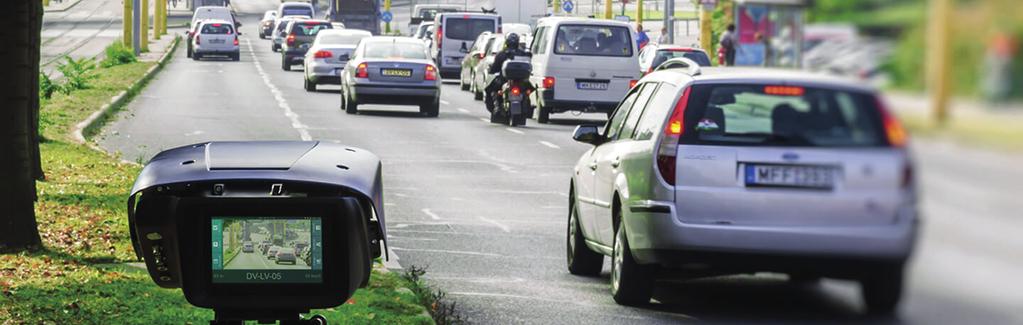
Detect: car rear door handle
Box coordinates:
(588, 161, 598, 171)
(611, 157, 621, 168)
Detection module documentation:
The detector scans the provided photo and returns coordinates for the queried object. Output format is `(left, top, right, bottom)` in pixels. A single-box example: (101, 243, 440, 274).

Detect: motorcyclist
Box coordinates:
(485, 33, 531, 110)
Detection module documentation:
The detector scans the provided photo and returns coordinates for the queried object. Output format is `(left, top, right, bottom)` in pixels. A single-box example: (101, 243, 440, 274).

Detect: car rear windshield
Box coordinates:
(318, 34, 368, 46)
(444, 18, 496, 41)
(654, 50, 711, 68)
(290, 22, 331, 36)
(281, 6, 312, 17)
(364, 42, 429, 59)
(201, 23, 234, 34)
(681, 84, 888, 147)
(554, 25, 632, 57)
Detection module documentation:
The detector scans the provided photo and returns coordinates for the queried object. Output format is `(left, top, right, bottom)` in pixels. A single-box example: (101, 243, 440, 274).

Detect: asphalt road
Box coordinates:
(98, 1, 1023, 324)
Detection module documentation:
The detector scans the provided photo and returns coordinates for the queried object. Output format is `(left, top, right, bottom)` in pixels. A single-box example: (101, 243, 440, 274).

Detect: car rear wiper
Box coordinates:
(729, 132, 813, 145)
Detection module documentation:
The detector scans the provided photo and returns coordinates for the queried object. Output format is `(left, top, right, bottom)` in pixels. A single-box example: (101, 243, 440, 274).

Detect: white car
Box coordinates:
(567, 65, 917, 315)
(303, 29, 372, 91)
(191, 20, 240, 61)
(528, 17, 640, 123)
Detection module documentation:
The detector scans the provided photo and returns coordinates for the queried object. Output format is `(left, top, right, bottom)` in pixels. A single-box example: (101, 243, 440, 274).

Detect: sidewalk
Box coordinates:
(44, 0, 84, 12)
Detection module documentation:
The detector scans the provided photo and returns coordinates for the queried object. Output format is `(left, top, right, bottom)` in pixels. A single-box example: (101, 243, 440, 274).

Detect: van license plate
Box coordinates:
(382, 69, 412, 77)
(210, 39, 225, 44)
(745, 164, 835, 189)
(577, 81, 609, 90)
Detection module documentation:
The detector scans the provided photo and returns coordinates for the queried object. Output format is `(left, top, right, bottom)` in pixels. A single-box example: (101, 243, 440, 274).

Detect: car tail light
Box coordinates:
(356, 63, 368, 78)
(542, 76, 555, 89)
(764, 85, 805, 96)
(286, 34, 296, 46)
(629, 79, 638, 89)
(436, 26, 443, 48)
(233, 36, 239, 46)
(425, 65, 437, 81)
(314, 50, 332, 59)
(656, 87, 692, 186)
(875, 97, 908, 148)
(213, 23, 222, 27)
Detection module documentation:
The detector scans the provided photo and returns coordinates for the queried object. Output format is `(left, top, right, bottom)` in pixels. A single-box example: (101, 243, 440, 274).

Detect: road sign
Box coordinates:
(381, 11, 393, 23)
(562, 0, 574, 13)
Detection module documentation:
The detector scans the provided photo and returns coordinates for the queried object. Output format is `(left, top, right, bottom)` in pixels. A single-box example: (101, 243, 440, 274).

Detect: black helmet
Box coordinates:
(505, 33, 520, 48)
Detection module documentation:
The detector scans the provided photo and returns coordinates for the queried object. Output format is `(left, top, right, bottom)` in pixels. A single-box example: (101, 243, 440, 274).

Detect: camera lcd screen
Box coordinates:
(210, 217, 323, 283)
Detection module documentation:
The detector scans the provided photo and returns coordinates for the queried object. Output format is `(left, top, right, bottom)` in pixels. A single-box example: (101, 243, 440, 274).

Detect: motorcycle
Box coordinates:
(489, 58, 533, 127)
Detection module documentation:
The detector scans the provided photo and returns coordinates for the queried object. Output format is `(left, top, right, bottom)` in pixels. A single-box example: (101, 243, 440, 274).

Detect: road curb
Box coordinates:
(43, 0, 85, 13)
(71, 36, 180, 148)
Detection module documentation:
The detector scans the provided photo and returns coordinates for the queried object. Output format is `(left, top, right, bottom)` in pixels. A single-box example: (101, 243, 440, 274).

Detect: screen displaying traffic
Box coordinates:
(211, 217, 322, 283)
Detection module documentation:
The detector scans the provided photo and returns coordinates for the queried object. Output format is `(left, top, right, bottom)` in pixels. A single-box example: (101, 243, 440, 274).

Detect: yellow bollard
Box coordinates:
(123, 0, 132, 46)
(141, 0, 149, 51)
(637, 0, 643, 23)
(699, 3, 712, 54)
(604, 0, 612, 19)
(154, 0, 161, 40)
(384, 0, 391, 34)
(927, 0, 952, 125)
(44, 0, 50, 8)
(553, 0, 561, 15)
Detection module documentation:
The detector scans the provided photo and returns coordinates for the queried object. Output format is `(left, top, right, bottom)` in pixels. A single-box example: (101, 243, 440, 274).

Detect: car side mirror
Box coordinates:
(572, 125, 603, 145)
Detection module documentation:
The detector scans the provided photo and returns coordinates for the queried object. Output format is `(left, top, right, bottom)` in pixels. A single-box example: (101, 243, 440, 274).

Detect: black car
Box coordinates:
(280, 19, 333, 71)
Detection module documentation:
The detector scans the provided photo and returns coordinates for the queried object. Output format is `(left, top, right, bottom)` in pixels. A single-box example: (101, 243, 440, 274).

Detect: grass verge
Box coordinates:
(2, 45, 438, 323)
(898, 112, 1023, 152)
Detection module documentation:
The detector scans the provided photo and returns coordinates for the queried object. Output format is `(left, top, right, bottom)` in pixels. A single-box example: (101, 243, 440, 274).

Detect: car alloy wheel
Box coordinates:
(611, 228, 624, 294)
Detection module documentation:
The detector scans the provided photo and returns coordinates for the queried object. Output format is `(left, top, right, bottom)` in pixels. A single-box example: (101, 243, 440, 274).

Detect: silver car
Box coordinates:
(340, 37, 441, 117)
(567, 66, 917, 315)
(303, 29, 372, 91)
(191, 20, 240, 61)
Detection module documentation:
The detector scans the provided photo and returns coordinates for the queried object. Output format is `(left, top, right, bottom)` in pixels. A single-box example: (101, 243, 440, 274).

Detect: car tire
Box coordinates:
(860, 264, 904, 316)
(460, 74, 470, 91)
(420, 98, 440, 117)
(192, 53, 201, 61)
(611, 209, 656, 306)
(231, 53, 240, 61)
(272, 44, 279, 52)
(474, 82, 484, 101)
(537, 104, 551, 124)
(489, 109, 508, 124)
(304, 78, 316, 92)
(567, 192, 603, 276)
(281, 56, 290, 71)
(186, 46, 192, 58)
(343, 89, 358, 114)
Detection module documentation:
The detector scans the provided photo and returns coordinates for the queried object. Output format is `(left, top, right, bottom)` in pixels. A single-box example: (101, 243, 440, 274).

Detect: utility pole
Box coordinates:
(133, 0, 141, 55)
(664, 0, 673, 44)
(604, 0, 612, 19)
(699, 1, 712, 53)
(124, 0, 132, 46)
(141, 0, 149, 51)
(927, 0, 951, 125)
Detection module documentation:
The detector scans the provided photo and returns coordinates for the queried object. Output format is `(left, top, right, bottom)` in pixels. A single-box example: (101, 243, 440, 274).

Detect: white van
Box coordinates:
(529, 18, 640, 123)
(190, 6, 234, 29)
(431, 12, 501, 79)
(277, 2, 315, 19)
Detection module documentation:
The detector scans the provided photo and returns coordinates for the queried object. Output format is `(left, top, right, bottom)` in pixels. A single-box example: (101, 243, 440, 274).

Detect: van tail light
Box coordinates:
(314, 50, 332, 59)
(629, 79, 639, 89)
(286, 34, 296, 46)
(875, 97, 908, 148)
(356, 63, 368, 78)
(233, 36, 239, 46)
(195, 35, 200, 45)
(656, 87, 692, 186)
(542, 76, 555, 89)
(436, 26, 443, 48)
(425, 65, 437, 80)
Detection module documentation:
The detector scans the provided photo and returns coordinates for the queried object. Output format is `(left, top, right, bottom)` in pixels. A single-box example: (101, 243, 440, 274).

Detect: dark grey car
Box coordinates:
(340, 37, 442, 117)
(280, 19, 333, 71)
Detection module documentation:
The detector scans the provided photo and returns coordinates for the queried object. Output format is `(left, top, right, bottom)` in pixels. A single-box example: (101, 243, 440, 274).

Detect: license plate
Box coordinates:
(210, 39, 225, 44)
(745, 164, 835, 189)
(381, 69, 412, 77)
(576, 81, 609, 90)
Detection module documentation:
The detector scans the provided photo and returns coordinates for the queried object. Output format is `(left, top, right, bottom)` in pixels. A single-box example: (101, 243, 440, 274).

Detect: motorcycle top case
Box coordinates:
(502, 60, 532, 81)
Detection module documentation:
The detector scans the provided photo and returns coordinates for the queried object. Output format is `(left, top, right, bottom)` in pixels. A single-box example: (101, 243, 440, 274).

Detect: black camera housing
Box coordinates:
(127, 141, 387, 320)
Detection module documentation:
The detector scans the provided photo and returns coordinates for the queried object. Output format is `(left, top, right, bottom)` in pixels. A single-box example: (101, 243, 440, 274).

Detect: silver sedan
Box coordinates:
(340, 37, 441, 117)
(302, 29, 372, 91)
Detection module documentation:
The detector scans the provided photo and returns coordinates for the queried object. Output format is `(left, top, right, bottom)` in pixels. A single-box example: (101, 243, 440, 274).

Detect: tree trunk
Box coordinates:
(0, 0, 44, 251)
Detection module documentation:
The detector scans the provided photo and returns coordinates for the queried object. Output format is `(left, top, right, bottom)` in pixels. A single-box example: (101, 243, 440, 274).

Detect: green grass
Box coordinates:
(3, 45, 437, 324)
(624, 9, 698, 21)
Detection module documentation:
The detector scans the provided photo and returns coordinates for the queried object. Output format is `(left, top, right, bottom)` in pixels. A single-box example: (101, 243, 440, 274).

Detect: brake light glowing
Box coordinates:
(764, 85, 805, 96)
(314, 50, 332, 59)
(542, 76, 555, 89)
(425, 65, 437, 80)
(286, 34, 296, 46)
(656, 87, 692, 186)
(213, 23, 222, 27)
(629, 80, 638, 89)
(195, 35, 200, 45)
(510, 86, 521, 96)
(356, 63, 368, 78)
(436, 26, 443, 48)
(876, 97, 908, 147)
(233, 36, 239, 46)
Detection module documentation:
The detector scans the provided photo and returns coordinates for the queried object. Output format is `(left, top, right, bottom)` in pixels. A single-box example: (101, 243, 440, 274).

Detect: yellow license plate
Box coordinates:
(381, 69, 412, 77)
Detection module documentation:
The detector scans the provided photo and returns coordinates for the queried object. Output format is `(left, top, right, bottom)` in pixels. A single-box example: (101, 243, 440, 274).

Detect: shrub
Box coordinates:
(56, 56, 97, 93)
(39, 72, 59, 99)
(101, 42, 137, 67)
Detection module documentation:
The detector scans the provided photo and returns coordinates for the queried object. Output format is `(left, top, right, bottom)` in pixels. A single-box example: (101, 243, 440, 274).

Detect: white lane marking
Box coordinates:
(539, 141, 560, 149)
(457, 108, 471, 114)
(479, 118, 489, 122)
(478, 216, 510, 233)
(245, 38, 311, 141)
(387, 236, 438, 241)
(185, 130, 204, 136)
(390, 247, 503, 257)
(421, 208, 441, 220)
(505, 128, 525, 135)
(440, 99, 450, 105)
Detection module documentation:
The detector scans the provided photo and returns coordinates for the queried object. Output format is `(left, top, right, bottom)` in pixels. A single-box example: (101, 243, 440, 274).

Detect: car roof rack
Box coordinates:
(654, 57, 701, 76)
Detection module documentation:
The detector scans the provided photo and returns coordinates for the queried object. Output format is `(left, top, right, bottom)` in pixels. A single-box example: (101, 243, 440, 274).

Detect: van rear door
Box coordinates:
(547, 24, 639, 103)
(438, 15, 498, 70)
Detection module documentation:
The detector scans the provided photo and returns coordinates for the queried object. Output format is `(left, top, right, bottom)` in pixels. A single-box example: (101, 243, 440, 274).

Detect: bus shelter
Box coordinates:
(732, 0, 807, 68)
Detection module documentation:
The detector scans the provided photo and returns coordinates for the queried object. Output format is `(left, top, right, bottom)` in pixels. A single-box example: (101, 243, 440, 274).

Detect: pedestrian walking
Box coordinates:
(635, 23, 650, 50)
(657, 27, 669, 44)
(719, 24, 738, 66)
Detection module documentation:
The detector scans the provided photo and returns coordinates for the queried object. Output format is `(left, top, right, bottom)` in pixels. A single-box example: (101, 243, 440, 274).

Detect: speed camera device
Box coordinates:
(127, 141, 387, 324)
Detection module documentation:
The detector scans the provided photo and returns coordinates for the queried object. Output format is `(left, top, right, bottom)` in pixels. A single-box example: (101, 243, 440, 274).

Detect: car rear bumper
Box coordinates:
(194, 47, 239, 55)
(352, 84, 439, 105)
(624, 201, 919, 268)
(307, 62, 344, 82)
(539, 90, 617, 113)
